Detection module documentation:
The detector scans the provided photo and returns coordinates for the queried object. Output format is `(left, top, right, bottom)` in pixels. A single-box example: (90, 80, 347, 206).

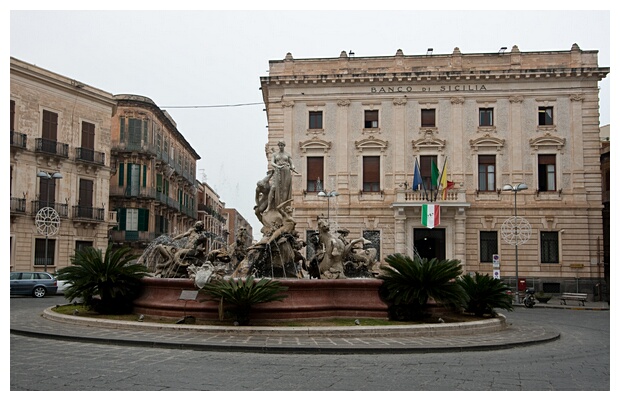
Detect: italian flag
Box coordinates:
(422, 204, 440, 229)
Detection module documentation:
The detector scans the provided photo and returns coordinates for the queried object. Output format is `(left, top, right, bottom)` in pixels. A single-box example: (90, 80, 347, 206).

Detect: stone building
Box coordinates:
(10, 57, 117, 272)
(259, 45, 609, 294)
(108, 95, 200, 252)
(223, 208, 253, 248)
(196, 181, 229, 252)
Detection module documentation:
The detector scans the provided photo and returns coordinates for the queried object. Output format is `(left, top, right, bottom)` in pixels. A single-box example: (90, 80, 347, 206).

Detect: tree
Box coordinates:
(379, 254, 467, 321)
(200, 277, 288, 325)
(458, 272, 514, 316)
(56, 245, 149, 314)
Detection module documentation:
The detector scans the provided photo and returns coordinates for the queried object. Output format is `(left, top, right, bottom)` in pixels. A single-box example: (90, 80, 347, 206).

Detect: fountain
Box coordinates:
(133, 141, 387, 321)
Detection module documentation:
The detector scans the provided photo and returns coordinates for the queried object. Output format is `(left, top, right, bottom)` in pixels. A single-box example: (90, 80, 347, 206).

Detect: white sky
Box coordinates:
(6, 4, 613, 241)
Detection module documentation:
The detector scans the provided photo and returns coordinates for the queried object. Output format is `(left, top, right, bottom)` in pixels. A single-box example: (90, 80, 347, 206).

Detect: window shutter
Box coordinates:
(118, 163, 124, 186)
(142, 165, 147, 187)
(118, 208, 126, 230)
(138, 209, 149, 231)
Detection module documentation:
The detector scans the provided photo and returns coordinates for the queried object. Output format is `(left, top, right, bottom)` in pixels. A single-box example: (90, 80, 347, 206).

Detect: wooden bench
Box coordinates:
(559, 292, 588, 306)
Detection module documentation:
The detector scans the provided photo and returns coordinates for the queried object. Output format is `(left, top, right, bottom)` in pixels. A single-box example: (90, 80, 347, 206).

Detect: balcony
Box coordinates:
(35, 138, 69, 158)
(31, 201, 69, 218)
(109, 230, 158, 244)
(10, 131, 27, 149)
(111, 140, 157, 157)
(72, 205, 105, 222)
(394, 188, 467, 204)
(75, 147, 106, 166)
(109, 185, 156, 199)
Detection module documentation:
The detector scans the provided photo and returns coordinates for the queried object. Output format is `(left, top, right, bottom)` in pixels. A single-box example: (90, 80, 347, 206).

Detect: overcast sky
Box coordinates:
(7, 6, 612, 241)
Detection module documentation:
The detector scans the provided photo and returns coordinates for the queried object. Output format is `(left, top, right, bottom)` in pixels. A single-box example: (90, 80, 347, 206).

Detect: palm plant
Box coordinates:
(200, 277, 288, 325)
(56, 245, 149, 314)
(457, 272, 514, 316)
(379, 254, 467, 321)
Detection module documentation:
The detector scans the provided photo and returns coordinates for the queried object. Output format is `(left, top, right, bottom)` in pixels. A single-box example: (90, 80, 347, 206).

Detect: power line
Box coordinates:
(160, 102, 263, 109)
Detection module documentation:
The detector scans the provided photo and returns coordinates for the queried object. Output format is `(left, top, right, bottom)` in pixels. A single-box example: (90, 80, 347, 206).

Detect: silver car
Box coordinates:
(10, 272, 58, 298)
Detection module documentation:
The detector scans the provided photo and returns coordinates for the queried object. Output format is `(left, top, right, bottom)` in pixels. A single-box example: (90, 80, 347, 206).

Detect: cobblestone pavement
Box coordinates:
(10, 296, 608, 354)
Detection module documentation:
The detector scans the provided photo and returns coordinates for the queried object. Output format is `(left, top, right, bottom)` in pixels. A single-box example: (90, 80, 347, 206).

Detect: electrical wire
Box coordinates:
(160, 102, 263, 109)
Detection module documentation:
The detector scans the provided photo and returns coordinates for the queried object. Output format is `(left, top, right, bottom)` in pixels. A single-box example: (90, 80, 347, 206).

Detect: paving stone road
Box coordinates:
(10, 295, 610, 391)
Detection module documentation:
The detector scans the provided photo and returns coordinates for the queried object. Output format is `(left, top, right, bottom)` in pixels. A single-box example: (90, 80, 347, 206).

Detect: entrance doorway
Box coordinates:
(413, 228, 446, 260)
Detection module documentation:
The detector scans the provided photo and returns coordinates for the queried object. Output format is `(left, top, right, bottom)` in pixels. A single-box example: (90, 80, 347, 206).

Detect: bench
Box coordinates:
(559, 292, 588, 306)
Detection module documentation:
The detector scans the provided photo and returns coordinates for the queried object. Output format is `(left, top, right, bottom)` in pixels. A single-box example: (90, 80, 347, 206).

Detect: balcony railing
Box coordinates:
(35, 138, 69, 158)
(10, 197, 26, 213)
(395, 188, 465, 203)
(72, 205, 105, 221)
(10, 131, 27, 148)
(31, 201, 69, 218)
(75, 148, 106, 166)
(109, 230, 158, 243)
(109, 185, 156, 199)
(111, 140, 157, 156)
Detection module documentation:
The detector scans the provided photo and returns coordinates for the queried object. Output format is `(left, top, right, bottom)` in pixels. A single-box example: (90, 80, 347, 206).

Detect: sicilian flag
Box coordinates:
(412, 159, 423, 191)
(422, 204, 440, 229)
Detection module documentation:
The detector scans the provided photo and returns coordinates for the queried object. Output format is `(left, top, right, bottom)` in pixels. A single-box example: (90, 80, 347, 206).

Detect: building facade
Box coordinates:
(108, 95, 200, 252)
(259, 45, 609, 294)
(196, 181, 229, 252)
(10, 57, 117, 272)
(222, 208, 253, 248)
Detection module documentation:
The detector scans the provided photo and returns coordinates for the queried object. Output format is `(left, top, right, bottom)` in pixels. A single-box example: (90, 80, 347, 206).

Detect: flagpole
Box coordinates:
(418, 158, 429, 201)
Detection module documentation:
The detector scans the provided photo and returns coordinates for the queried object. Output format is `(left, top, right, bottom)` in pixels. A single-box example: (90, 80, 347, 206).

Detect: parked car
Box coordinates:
(10, 272, 58, 298)
(55, 277, 71, 295)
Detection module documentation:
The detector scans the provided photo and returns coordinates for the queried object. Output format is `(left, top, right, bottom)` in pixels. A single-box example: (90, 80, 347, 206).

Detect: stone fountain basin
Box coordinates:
(133, 277, 389, 321)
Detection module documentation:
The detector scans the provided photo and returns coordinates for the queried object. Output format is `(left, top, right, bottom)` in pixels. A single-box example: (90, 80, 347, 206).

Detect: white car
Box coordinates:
(55, 277, 71, 295)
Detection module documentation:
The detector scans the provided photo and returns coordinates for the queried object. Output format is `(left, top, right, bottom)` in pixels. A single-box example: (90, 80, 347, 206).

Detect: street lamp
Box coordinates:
(37, 171, 63, 271)
(317, 190, 339, 220)
(502, 183, 528, 301)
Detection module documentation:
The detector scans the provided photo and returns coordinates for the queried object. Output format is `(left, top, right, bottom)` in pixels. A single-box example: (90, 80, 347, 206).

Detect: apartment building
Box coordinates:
(10, 57, 117, 272)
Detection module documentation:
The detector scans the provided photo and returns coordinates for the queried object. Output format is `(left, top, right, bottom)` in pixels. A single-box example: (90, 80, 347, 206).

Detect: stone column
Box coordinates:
(570, 94, 585, 190)
(509, 96, 524, 181)
(450, 97, 465, 184)
(455, 207, 467, 271)
(336, 99, 350, 192)
(392, 97, 407, 182)
(394, 207, 407, 255)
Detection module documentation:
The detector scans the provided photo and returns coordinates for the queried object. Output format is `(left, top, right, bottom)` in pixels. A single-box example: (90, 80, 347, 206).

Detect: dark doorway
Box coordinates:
(414, 228, 446, 260)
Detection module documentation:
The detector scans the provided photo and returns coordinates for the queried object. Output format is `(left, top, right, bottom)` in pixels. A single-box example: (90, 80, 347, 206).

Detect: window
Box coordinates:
(41, 110, 58, 153)
(34, 238, 56, 266)
(478, 155, 496, 192)
(10, 100, 15, 132)
(126, 208, 139, 231)
(541, 231, 559, 263)
(479, 108, 493, 126)
(420, 155, 438, 190)
(75, 241, 93, 252)
(309, 111, 323, 129)
(306, 156, 324, 192)
(364, 110, 379, 128)
(480, 231, 498, 263)
(362, 156, 380, 192)
(38, 173, 57, 208)
(538, 154, 556, 191)
(421, 109, 436, 127)
(80, 121, 95, 161)
(538, 106, 553, 126)
(77, 179, 94, 218)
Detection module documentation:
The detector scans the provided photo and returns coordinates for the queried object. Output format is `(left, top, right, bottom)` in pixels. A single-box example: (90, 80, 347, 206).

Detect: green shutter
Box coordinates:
(138, 209, 149, 231)
(120, 118, 125, 142)
(126, 163, 133, 187)
(118, 208, 126, 230)
(142, 165, 147, 187)
(156, 174, 162, 192)
(118, 163, 124, 186)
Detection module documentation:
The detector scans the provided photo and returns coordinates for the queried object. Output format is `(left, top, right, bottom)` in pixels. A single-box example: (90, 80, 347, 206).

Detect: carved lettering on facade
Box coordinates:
(371, 85, 487, 93)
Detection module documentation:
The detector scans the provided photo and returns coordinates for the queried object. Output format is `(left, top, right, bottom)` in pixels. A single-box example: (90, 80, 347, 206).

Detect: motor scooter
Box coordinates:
(523, 288, 536, 308)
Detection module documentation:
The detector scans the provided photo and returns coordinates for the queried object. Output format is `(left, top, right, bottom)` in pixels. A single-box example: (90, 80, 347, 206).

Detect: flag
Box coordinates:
(439, 159, 453, 200)
(421, 204, 440, 229)
(412, 159, 423, 191)
(431, 160, 439, 189)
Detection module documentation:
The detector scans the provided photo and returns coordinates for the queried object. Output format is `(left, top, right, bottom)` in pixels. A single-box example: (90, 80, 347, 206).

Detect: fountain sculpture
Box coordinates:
(138, 140, 379, 283)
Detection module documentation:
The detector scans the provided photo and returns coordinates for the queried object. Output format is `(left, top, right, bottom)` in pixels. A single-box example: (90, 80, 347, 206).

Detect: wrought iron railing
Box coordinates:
(10, 197, 26, 213)
(35, 138, 69, 158)
(75, 148, 106, 166)
(10, 131, 27, 148)
(31, 201, 69, 217)
(72, 205, 105, 221)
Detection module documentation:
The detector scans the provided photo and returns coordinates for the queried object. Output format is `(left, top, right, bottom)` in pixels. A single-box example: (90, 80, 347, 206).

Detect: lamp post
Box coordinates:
(317, 190, 339, 220)
(502, 183, 528, 302)
(37, 171, 63, 272)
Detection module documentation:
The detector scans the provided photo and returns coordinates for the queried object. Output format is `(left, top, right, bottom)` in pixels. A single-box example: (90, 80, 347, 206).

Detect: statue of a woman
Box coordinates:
(269, 141, 297, 210)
